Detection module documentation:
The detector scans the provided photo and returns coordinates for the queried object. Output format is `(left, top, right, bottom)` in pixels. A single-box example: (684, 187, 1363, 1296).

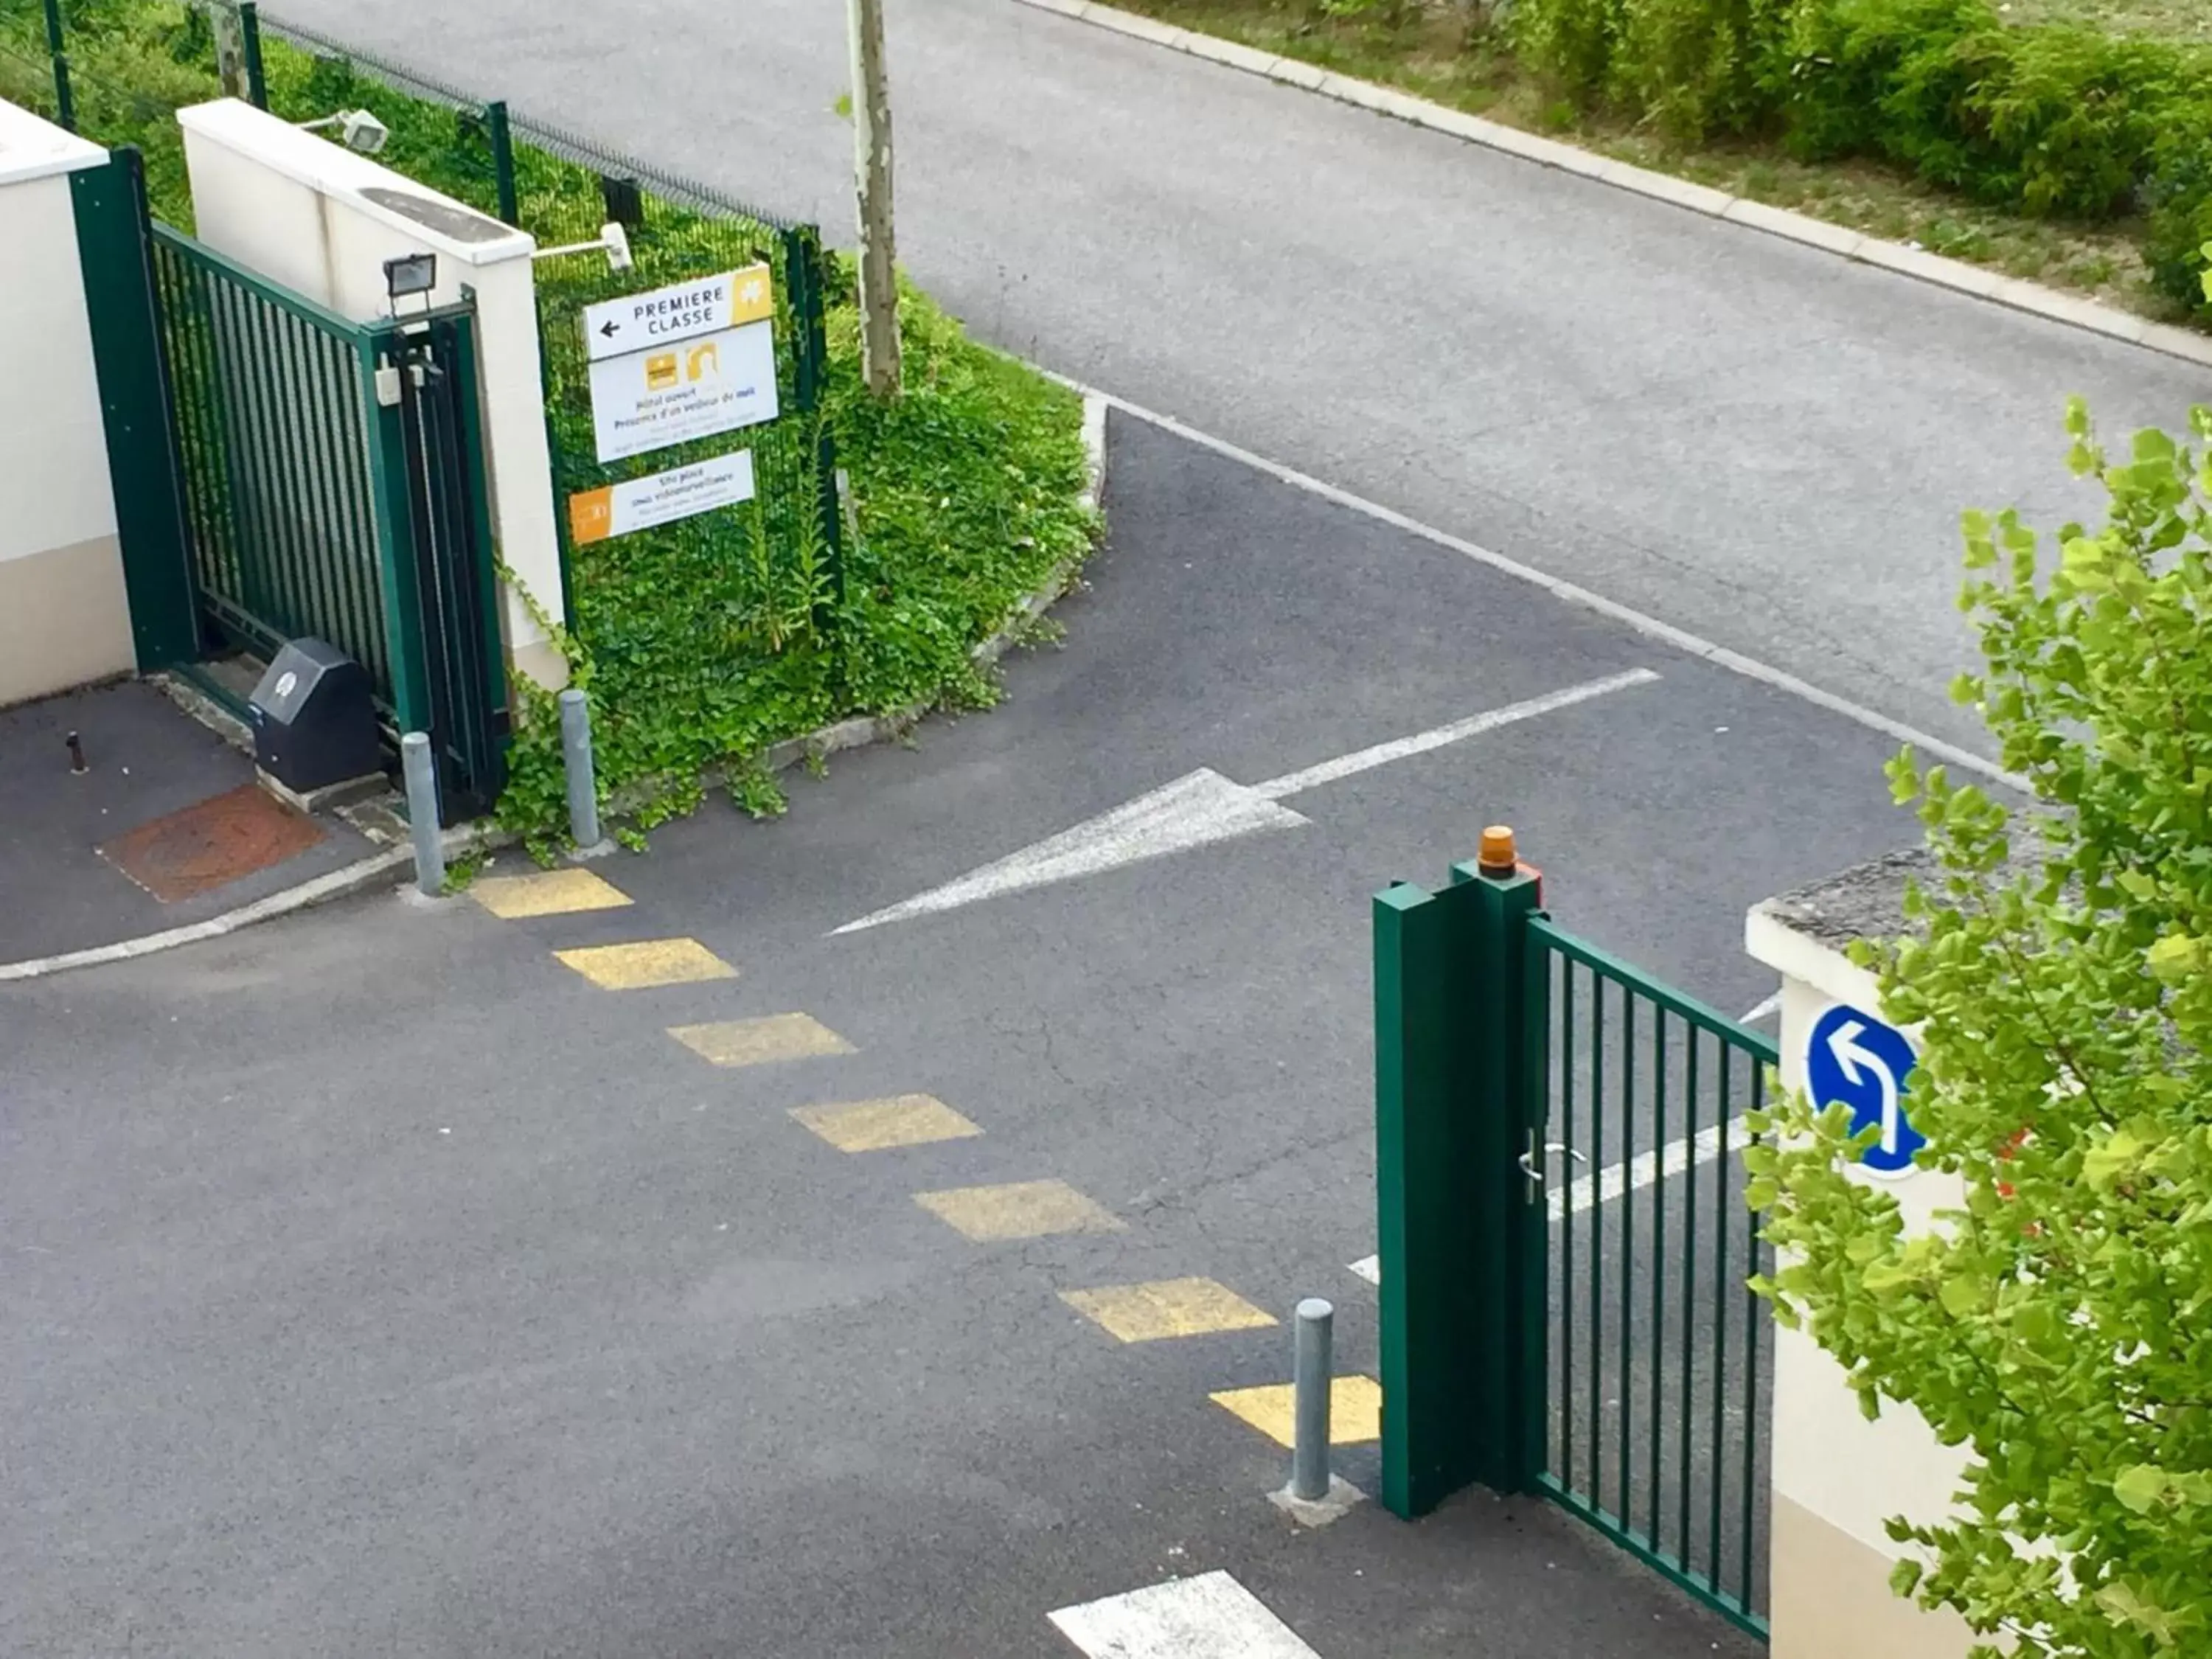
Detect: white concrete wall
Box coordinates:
(175, 98, 568, 691)
(1743, 909, 1974, 1659)
(0, 100, 133, 705)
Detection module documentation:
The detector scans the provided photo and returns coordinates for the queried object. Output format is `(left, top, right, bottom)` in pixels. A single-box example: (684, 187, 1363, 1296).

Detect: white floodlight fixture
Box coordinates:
(296, 108, 389, 155)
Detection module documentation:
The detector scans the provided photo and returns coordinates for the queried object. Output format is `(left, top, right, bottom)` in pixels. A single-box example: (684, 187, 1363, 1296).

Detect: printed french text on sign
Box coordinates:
(588, 321, 779, 462)
(582, 265, 774, 362)
(568, 450, 757, 546)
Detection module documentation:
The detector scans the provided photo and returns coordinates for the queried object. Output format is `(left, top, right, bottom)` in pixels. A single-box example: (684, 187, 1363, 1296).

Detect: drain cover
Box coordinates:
(99, 784, 325, 903)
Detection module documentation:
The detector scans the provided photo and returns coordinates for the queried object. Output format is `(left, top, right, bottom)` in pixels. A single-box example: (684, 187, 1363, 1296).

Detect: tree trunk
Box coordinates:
(847, 0, 901, 399)
(212, 3, 248, 100)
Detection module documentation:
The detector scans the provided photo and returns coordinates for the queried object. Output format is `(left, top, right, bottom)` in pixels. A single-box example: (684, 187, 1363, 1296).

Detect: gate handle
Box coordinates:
(1519, 1136, 1589, 1198)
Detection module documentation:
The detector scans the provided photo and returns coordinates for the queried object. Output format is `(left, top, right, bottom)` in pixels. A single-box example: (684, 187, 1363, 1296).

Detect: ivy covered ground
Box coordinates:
(0, 1, 1097, 851)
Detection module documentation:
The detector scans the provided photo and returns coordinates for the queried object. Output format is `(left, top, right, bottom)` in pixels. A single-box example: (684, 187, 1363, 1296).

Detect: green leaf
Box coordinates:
(2113, 1465, 2168, 1515)
(2147, 933, 2200, 983)
(1888, 1557, 1925, 1599)
(1937, 1276, 1985, 1318)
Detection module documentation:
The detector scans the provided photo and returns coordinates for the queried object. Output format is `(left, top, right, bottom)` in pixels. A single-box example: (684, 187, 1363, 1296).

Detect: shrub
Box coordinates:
(2143, 134, 2212, 320)
(1612, 0, 1796, 139)
(1512, 0, 1619, 104)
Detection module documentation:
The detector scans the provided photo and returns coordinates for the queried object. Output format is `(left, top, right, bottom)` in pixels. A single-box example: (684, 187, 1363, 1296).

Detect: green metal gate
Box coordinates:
(145, 220, 507, 818)
(1374, 844, 1775, 1639)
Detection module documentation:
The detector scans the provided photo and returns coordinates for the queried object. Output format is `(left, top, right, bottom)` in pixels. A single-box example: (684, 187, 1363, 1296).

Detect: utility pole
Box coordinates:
(212, 2, 248, 100)
(846, 0, 900, 398)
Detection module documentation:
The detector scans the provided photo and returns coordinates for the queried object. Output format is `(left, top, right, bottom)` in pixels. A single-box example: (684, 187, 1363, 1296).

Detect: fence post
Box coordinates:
(41, 0, 73, 131)
(70, 150, 202, 669)
(238, 2, 268, 108)
(484, 101, 519, 226)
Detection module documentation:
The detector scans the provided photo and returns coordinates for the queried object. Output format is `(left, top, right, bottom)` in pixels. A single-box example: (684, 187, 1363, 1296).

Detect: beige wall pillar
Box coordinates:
(0, 100, 134, 706)
(173, 98, 569, 692)
(1745, 860, 1975, 1659)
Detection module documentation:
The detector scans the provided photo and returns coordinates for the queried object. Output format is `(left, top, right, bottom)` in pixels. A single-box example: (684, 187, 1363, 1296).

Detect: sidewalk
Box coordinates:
(0, 679, 378, 966)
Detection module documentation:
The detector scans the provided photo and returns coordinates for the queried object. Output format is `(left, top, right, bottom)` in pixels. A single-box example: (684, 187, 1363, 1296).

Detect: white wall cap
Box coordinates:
(0, 97, 108, 187)
(175, 97, 535, 265)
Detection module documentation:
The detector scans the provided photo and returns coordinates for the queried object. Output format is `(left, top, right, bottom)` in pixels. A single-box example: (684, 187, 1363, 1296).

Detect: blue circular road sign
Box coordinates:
(1804, 1003, 1923, 1177)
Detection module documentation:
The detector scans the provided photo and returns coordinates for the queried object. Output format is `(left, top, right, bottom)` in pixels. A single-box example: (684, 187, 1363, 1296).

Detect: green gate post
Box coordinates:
(1454, 853, 1548, 1497)
(71, 148, 202, 668)
(1375, 846, 1547, 1519)
(1375, 876, 1476, 1518)
(360, 333, 435, 741)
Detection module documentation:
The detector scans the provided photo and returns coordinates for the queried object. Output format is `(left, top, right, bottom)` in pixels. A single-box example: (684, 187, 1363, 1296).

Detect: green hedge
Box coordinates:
(1512, 0, 2212, 318)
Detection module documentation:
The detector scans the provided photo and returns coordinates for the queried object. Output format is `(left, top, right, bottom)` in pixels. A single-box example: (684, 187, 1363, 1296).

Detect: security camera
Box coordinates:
(601, 223, 633, 273)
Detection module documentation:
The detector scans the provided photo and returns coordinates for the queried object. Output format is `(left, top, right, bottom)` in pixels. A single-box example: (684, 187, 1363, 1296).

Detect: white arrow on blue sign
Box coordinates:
(1805, 1003, 1924, 1178)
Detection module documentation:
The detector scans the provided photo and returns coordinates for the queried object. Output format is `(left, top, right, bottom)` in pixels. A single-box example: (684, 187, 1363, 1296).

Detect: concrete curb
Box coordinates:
(1011, 0, 2212, 370)
(0, 393, 1109, 984)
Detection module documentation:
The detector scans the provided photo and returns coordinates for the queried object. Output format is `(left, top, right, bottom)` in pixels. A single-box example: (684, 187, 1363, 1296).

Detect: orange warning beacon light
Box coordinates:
(1477, 824, 1544, 905)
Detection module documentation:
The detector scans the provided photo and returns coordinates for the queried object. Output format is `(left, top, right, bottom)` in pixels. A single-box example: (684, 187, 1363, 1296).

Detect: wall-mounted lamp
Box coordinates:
(530, 221, 633, 274)
(383, 251, 439, 321)
(296, 108, 389, 156)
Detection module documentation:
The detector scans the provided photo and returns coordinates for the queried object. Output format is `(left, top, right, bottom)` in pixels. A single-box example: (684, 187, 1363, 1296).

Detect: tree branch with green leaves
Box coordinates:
(1745, 396, 2212, 1658)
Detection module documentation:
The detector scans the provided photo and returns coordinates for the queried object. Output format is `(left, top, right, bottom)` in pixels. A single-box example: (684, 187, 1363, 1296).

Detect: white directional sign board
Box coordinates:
(567, 450, 757, 546)
(582, 265, 773, 362)
(588, 321, 779, 463)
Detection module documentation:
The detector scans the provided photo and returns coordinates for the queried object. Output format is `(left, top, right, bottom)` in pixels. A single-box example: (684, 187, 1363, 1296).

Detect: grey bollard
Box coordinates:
(557, 688, 600, 849)
(400, 731, 445, 898)
(1291, 1297, 1334, 1501)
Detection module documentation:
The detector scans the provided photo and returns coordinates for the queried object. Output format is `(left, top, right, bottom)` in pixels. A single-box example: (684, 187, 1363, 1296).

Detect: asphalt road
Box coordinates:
(263, 0, 2207, 758)
(4, 418, 1923, 1656)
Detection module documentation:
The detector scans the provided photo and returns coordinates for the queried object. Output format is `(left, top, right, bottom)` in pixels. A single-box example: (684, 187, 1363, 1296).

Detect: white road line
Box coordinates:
(1253, 668, 1659, 798)
(1550, 1116, 1753, 1220)
(1049, 1571, 1324, 1658)
(1740, 990, 1782, 1023)
(1348, 1116, 1755, 1287)
(1052, 377, 2027, 796)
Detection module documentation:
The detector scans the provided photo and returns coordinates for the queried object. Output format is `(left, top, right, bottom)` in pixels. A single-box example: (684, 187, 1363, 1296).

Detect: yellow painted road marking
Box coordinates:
(1210, 1377, 1382, 1446)
(913, 1179, 1124, 1241)
(1060, 1278, 1278, 1343)
(470, 866, 633, 919)
(792, 1094, 981, 1152)
(667, 1013, 852, 1067)
(554, 938, 737, 989)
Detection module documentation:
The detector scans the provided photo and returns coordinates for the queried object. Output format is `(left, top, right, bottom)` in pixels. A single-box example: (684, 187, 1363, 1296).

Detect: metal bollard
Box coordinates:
(400, 731, 444, 898)
(557, 688, 600, 849)
(1291, 1297, 1334, 1501)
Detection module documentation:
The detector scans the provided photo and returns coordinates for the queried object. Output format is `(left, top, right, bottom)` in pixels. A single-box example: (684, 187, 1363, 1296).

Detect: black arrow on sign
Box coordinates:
(598, 319, 621, 338)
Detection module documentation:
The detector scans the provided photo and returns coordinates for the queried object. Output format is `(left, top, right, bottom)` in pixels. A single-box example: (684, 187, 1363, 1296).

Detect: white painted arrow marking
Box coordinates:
(832, 668, 1659, 936)
(835, 768, 1311, 935)
(1827, 1018, 1902, 1158)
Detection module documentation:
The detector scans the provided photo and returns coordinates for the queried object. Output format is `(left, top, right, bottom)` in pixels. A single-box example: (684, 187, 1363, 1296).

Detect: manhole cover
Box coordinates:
(98, 784, 325, 904)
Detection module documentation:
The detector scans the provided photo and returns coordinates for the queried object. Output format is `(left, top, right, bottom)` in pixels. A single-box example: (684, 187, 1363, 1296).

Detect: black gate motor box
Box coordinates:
(248, 639, 382, 794)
